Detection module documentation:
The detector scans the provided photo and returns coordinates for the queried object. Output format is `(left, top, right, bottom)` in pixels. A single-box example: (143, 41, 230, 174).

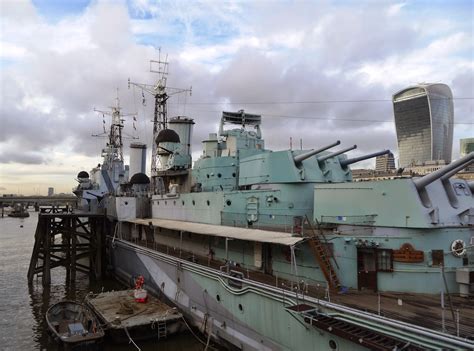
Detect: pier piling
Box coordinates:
(27, 208, 106, 285)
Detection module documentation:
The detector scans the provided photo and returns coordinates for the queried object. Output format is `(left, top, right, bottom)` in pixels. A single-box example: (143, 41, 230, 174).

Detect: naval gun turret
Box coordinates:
(413, 152, 474, 191)
(315, 152, 474, 228)
(293, 141, 341, 164)
(317, 145, 357, 163)
(340, 150, 391, 168)
(412, 152, 474, 208)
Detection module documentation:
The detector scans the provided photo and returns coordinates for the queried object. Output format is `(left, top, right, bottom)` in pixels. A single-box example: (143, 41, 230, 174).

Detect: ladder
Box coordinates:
(157, 319, 167, 339)
(305, 215, 341, 291)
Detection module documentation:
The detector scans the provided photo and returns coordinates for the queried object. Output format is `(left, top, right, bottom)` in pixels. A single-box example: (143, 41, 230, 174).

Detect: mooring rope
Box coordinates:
(204, 316, 213, 351)
(180, 315, 218, 350)
(124, 325, 141, 351)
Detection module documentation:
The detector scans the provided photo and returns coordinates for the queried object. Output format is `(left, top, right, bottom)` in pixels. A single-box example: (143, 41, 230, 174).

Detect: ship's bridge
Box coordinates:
(193, 110, 266, 191)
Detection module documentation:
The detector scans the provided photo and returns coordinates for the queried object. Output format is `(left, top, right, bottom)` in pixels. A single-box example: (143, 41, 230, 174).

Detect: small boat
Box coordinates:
(7, 204, 29, 218)
(46, 301, 104, 349)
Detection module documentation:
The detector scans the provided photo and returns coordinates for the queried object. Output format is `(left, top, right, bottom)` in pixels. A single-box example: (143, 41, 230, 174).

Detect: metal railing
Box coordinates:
(221, 211, 307, 234)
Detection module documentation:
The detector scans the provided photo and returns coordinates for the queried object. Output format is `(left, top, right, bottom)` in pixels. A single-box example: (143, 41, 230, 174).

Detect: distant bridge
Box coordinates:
(0, 195, 78, 207)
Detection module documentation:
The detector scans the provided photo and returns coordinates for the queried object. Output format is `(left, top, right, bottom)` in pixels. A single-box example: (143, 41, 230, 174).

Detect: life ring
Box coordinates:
(451, 239, 466, 257)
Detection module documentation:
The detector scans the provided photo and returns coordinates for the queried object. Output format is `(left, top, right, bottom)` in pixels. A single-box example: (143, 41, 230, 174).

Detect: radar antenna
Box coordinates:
(93, 89, 137, 163)
(128, 49, 192, 177)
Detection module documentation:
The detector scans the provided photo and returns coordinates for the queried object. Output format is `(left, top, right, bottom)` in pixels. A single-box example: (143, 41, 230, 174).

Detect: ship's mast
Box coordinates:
(128, 49, 191, 177)
(93, 92, 137, 164)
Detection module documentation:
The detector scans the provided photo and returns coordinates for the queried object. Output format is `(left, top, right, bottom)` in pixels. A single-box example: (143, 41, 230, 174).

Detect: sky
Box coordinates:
(0, 0, 473, 195)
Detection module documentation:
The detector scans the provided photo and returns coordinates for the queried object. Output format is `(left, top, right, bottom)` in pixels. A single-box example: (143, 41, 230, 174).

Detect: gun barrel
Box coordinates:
(440, 159, 474, 182)
(293, 140, 341, 164)
(413, 152, 474, 190)
(317, 145, 357, 163)
(340, 150, 390, 168)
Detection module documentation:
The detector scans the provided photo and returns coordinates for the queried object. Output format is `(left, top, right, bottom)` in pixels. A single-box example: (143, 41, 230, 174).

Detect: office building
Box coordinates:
(393, 83, 453, 167)
(48, 187, 54, 197)
(375, 151, 396, 172)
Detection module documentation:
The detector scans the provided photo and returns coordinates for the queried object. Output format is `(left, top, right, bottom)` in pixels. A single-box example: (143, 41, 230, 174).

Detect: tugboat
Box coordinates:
(8, 203, 29, 218)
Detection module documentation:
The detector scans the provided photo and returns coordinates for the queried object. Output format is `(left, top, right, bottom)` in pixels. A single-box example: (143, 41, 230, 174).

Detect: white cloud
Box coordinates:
(0, 41, 28, 59)
(355, 32, 473, 89)
(0, 0, 472, 194)
(387, 2, 406, 16)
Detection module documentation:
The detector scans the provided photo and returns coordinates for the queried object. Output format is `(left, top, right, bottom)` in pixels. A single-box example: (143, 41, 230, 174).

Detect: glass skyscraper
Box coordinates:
(392, 83, 453, 167)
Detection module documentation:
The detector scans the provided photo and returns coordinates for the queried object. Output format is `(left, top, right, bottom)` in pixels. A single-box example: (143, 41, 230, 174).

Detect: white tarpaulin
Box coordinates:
(126, 218, 304, 246)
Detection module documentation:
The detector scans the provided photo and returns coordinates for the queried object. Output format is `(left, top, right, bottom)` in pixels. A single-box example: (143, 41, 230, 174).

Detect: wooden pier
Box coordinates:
(27, 210, 107, 286)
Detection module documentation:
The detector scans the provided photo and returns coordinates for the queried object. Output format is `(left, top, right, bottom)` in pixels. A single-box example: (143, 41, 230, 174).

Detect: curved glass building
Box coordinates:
(392, 83, 453, 167)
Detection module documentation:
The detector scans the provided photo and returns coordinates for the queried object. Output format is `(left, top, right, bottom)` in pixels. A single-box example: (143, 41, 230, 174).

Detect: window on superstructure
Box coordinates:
(376, 249, 393, 272)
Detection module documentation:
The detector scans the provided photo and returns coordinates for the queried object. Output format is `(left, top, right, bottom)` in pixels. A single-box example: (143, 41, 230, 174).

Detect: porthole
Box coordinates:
(217, 173, 222, 178)
(226, 200, 232, 206)
(206, 200, 210, 206)
(238, 304, 243, 312)
(157, 201, 160, 205)
(173, 201, 176, 206)
(182, 201, 185, 205)
(165, 201, 167, 205)
(206, 174, 210, 178)
(124, 201, 128, 205)
(216, 294, 220, 302)
(232, 173, 236, 177)
(192, 200, 195, 206)
(329, 340, 337, 350)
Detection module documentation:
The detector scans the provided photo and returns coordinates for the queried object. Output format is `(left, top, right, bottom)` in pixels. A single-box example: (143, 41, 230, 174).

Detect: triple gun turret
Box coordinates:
(293, 141, 390, 169)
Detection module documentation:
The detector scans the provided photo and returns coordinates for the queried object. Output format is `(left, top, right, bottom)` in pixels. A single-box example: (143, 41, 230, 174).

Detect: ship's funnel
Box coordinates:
(340, 150, 390, 168)
(293, 141, 340, 164)
(317, 145, 357, 163)
(413, 152, 474, 191)
(129, 142, 147, 177)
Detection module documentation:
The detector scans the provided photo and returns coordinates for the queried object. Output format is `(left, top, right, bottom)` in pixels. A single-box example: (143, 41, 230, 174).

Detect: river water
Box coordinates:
(0, 211, 203, 350)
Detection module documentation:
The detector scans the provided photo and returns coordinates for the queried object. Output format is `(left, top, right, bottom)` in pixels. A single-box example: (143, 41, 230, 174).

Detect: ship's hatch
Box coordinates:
(357, 248, 377, 291)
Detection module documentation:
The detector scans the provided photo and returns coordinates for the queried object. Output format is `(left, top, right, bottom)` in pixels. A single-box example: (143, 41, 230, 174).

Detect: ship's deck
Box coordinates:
(126, 238, 474, 339)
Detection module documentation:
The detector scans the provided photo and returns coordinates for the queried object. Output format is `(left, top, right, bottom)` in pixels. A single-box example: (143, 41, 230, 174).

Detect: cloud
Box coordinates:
(0, 0, 472, 194)
(0, 150, 46, 164)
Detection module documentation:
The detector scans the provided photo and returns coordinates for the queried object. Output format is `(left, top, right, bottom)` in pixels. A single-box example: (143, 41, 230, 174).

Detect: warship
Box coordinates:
(75, 59, 474, 350)
(73, 95, 147, 217)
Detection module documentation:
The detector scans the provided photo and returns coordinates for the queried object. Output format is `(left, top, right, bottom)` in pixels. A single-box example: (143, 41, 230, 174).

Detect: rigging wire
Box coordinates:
(168, 97, 474, 106)
(173, 105, 474, 125)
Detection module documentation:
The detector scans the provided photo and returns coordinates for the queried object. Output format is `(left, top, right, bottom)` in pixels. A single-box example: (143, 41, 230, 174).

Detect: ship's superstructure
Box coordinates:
(72, 96, 147, 215)
(109, 108, 473, 350)
(75, 61, 474, 350)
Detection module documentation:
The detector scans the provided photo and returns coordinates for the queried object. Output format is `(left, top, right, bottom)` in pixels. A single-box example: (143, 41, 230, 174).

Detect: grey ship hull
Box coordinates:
(110, 238, 472, 351)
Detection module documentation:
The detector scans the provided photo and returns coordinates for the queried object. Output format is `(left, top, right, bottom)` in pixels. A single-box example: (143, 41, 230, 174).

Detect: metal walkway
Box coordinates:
(287, 304, 425, 351)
